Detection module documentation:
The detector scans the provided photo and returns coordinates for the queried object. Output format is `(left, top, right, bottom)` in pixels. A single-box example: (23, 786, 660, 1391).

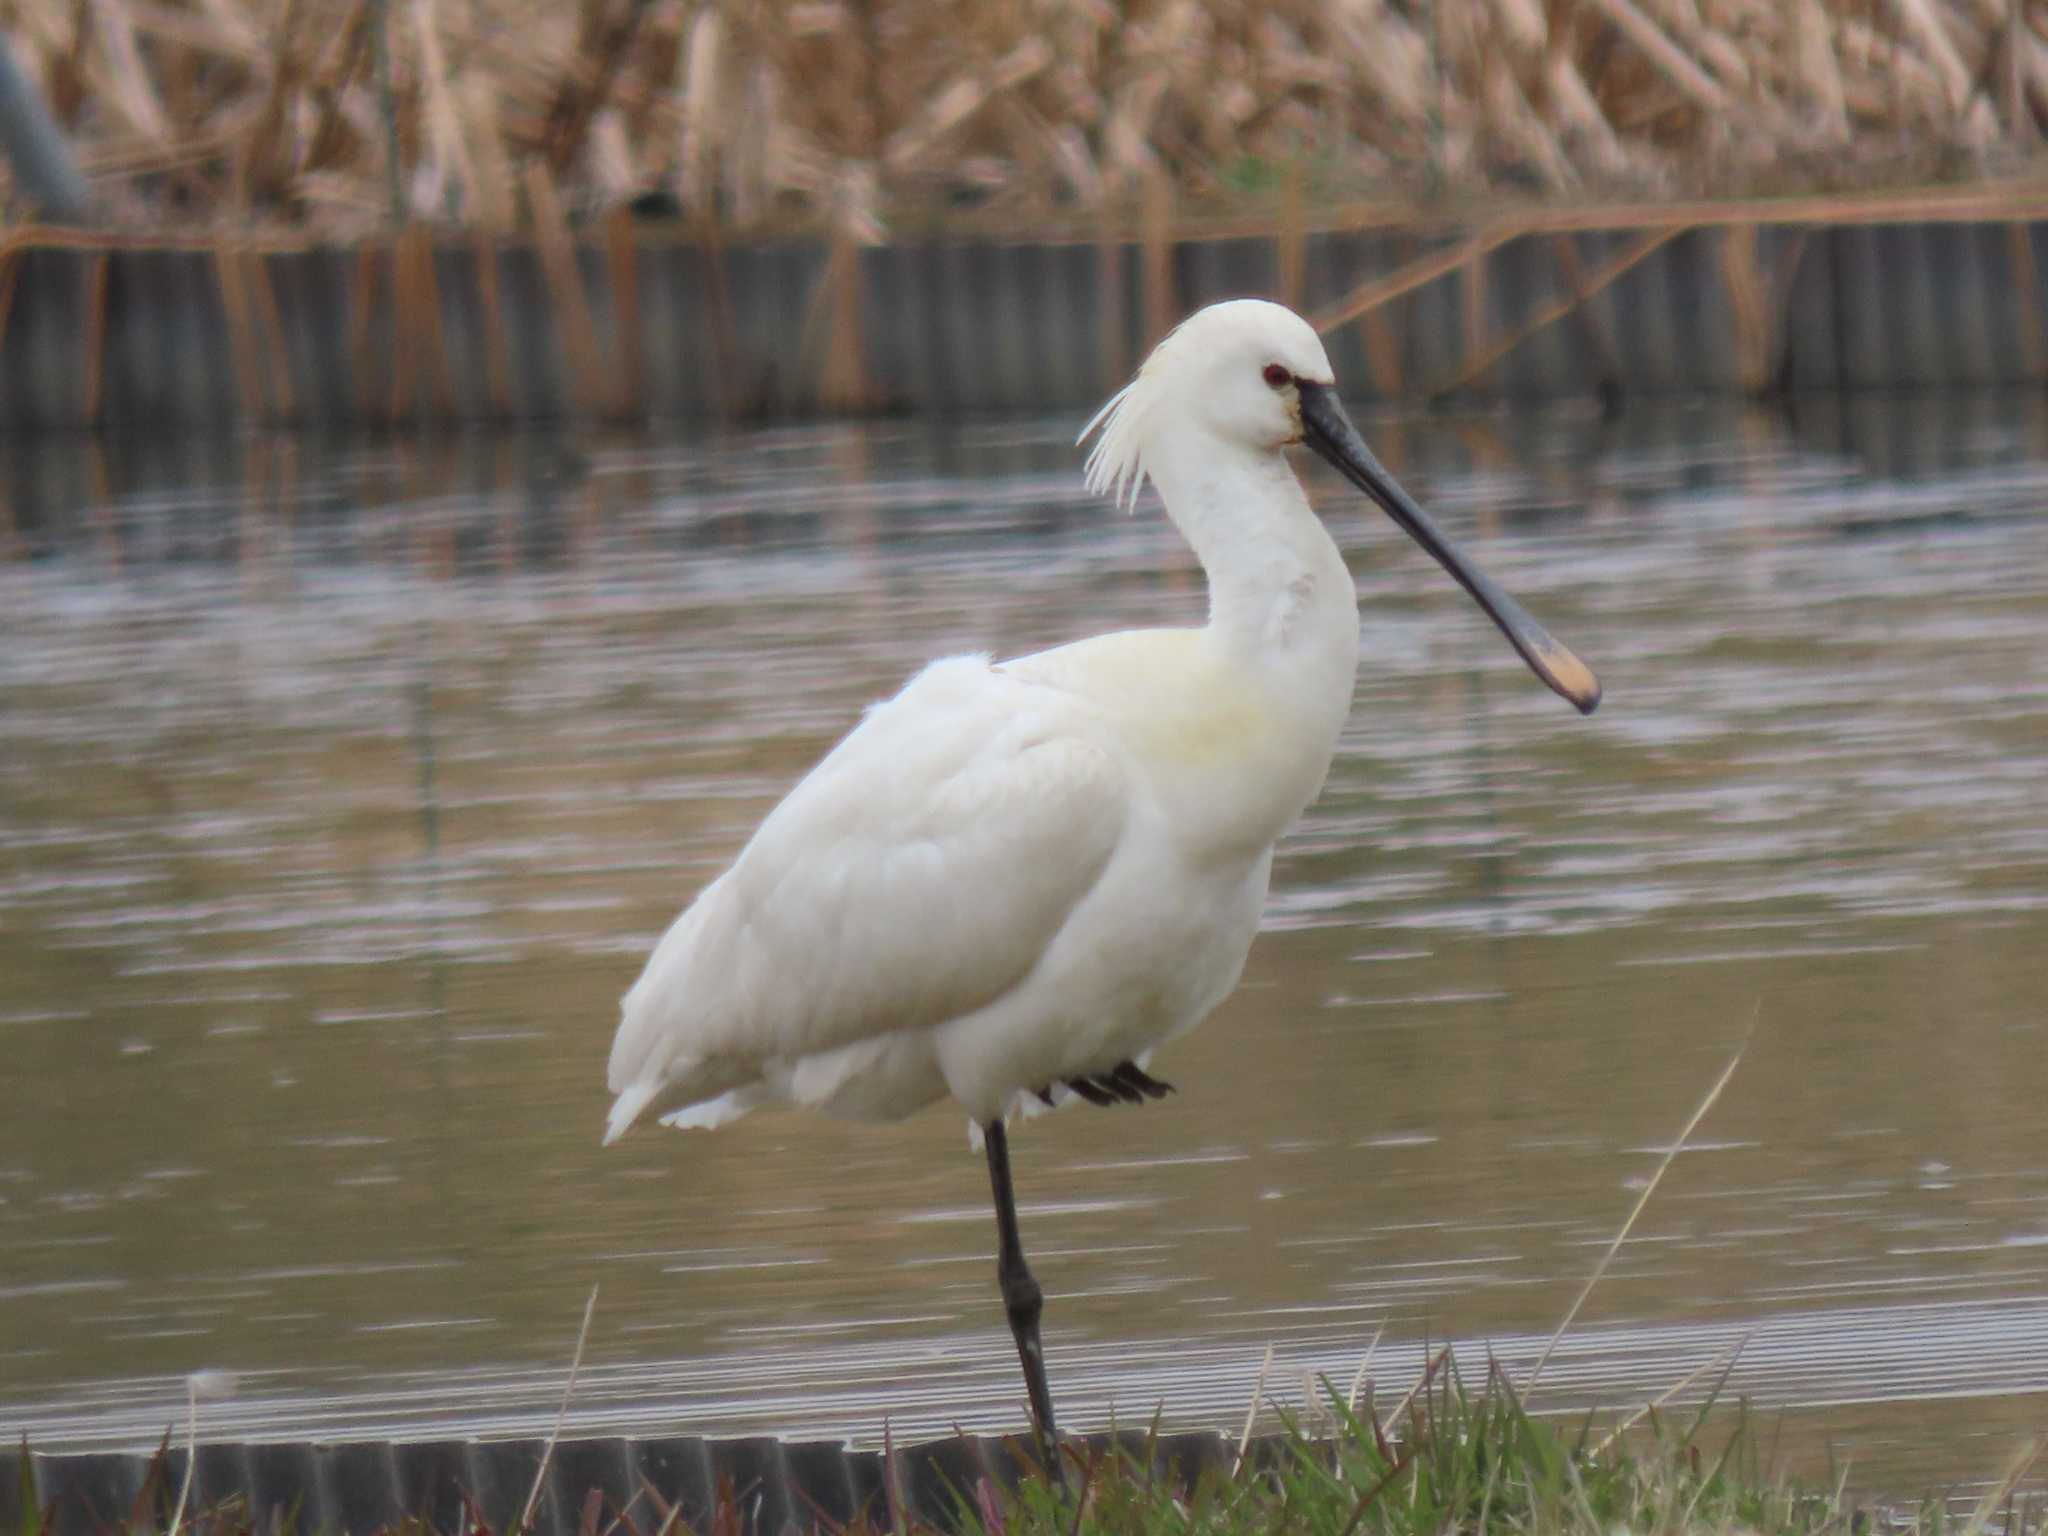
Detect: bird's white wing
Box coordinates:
(607, 654, 1128, 1111)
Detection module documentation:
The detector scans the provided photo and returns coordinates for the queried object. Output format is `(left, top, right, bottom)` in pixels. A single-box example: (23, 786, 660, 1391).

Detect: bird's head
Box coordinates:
(1081, 299, 1602, 716)
(1082, 299, 1330, 506)
(1169, 299, 1336, 454)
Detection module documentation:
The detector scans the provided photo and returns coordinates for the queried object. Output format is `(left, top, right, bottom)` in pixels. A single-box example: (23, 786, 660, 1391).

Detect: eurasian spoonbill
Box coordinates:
(604, 298, 1600, 1477)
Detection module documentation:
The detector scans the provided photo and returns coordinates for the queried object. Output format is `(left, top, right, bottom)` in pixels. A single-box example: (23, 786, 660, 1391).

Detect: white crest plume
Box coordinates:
(1076, 379, 1149, 512)
(1077, 312, 1199, 512)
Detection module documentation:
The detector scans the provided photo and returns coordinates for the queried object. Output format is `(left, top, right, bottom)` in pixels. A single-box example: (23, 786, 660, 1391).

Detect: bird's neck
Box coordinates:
(1147, 422, 1360, 691)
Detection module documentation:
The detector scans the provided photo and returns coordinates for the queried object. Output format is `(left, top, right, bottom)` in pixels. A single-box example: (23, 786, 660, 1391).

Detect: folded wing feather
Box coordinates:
(605, 655, 1129, 1132)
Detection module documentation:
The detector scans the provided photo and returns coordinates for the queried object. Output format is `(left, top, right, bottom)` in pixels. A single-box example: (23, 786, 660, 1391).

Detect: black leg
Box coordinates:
(983, 1118, 1066, 1488)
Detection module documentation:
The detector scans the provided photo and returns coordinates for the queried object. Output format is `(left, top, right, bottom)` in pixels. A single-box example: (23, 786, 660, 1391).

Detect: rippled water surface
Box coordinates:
(3, 398, 2046, 1491)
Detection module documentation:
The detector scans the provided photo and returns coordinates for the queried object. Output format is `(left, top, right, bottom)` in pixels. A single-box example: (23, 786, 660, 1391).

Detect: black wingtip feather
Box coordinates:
(1062, 1061, 1177, 1107)
(1109, 1060, 1176, 1099)
(1064, 1076, 1120, 1107)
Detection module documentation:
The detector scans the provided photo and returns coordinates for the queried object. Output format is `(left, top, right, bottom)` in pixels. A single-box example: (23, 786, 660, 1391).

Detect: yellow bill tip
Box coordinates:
(1537, 638, 1602, 715)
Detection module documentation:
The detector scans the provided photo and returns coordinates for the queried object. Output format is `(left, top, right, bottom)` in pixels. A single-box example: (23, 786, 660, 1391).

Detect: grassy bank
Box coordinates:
(8, 0, 2048, 239)
(21, 1360, 2044, 1536)
(989, 1367, 2045, 1536)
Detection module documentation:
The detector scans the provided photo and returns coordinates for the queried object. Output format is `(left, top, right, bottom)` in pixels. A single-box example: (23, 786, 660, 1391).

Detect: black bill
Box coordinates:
(1298, 381, 1601, 715)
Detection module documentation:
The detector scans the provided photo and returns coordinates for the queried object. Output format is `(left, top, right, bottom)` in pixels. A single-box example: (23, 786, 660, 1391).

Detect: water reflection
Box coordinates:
(2, 397, 2046, 1494)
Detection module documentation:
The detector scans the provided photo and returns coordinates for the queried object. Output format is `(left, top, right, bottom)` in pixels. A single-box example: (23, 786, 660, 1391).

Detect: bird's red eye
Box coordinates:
(1262, 363, 1291, 388)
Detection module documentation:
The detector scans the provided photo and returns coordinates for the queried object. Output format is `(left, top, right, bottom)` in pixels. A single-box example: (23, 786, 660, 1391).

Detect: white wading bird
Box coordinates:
(604, 299, 1599, 1478)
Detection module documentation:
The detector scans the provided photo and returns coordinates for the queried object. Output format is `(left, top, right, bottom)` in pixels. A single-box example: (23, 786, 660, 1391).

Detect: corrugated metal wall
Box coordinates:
(6, 1428, 1244, 1535)
(2, 218, 2045, 429)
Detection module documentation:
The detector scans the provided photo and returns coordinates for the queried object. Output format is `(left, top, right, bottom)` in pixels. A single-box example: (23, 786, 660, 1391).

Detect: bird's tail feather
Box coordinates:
(604, 1076, 664, 1145)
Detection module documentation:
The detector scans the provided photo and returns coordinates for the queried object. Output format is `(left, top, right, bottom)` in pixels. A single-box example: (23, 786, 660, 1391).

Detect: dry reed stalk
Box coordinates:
(1140, 169, 1175, 347)
(813, 230, 871, 413)
(1836, 15, 1956, 122)
(1718, 223, 1773, 394)
(1960, 1436, 2047, 1536)
(1344, 1323, 1383, 1418)
(304, 0, 376, 179)
(235, 0, 310, 211)
(1456, 238, 1492, 390)
(86, 0, 175, 146)
(1477, 49, 1574, 191)
(115, 1, 263, 63)
(1524, 1032, 1750, 1399)
(1312, 225, 1523, 334)
(1540, 234, 1613, 393)
(402, 223, 455, 418)
(1589, 1333, 1751, 1457)
(0, 226, 314, 260)
(80, 249, 110, 424)
(674, 3, 722, 213)
(1492, 0, 1546, 52)
(214, 240, 270, 421)
(244, 249, 296, 416)
(2012, 20, 2048, 136)
(1434, 224, 1684, 397)
(883, 37, 1054, 174)
(0, 487, 21, 562)
(1547, 232, 1624, 385)
(370, 0, 403, 221)
(603, 204, 642, 420)
(1306, 182, 2048, 236)
(1232, 1341, 1275, 1475)
(469, 228, 513, 415)
(0, 247, 25, 361)
(1761, 230, 1810, 391)
(2015, 17, 2048, 131)
(460, 76, 517, 229)
(1355, 298, 1407, 398)
(1380, 1343, 1451, 1431)
(1277, 156, 1304, 309)
(1096, 207, 1127, 395)
(1793, 0, 1853, 139)
(694, 210, 739, 421)
(1582, 0, 1742, 119)
(163, 1380, 200, 1536)
(410, 0, 470, 216)
(2004, 0, 2033, 140)
(1542, 43, 1632, 177)
(386, 238, 415, 423)
(525, 158, 608, 415)
(78, 123, 243, 182)
(348, 240, 381, 420)
(542, 0, 653, 176)
(2010, 220, 2046, 379)
(1890, 0, 1979, 114)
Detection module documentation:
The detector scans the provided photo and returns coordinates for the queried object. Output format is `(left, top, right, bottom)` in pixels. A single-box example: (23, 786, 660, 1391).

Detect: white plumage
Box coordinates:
(607, 297, 1599, 1148)
(603, 298, 1597, 1466)
(606, 300, 1370, 1143)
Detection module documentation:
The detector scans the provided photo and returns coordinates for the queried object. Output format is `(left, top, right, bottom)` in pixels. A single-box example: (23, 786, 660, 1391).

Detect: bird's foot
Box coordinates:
(1058, 1059, 1176, 1106)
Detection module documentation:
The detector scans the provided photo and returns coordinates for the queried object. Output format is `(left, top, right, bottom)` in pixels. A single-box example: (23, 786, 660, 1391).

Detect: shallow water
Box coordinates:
(2, 398, 2046, 1493)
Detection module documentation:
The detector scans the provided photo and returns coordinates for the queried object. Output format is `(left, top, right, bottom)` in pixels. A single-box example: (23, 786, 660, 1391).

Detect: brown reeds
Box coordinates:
(1431, 224, 1681, 397)
(5, 0, 2048, 241)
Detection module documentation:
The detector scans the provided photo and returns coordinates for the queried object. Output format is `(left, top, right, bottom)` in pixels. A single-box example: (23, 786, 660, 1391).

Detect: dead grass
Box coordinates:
(8, 0, 2048, 239)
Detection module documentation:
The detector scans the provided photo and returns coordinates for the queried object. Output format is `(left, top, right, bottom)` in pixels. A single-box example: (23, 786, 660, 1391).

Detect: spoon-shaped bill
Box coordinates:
(1297, 382, 1601, 716)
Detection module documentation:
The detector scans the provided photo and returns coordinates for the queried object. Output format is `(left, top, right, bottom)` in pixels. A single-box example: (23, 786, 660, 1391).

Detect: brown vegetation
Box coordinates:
(5, 0, 2048, 238)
